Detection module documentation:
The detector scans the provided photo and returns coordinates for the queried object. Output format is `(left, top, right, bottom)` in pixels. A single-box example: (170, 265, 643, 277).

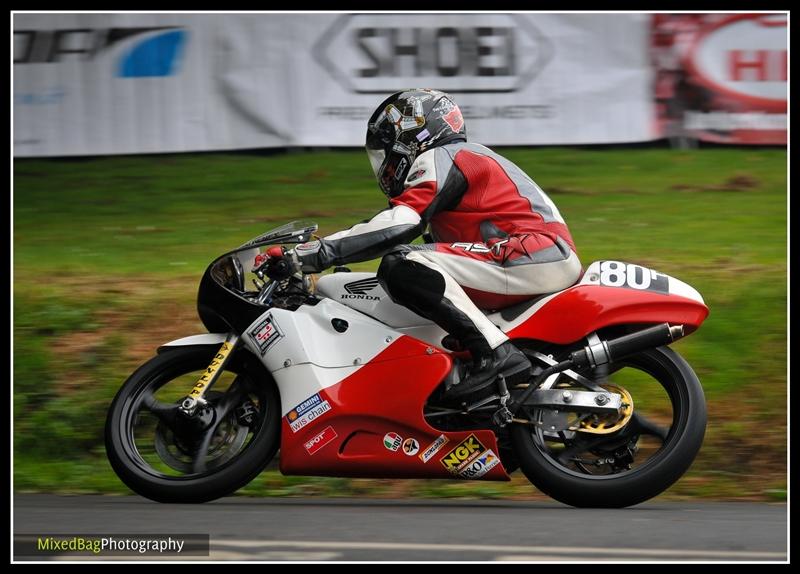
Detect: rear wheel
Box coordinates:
(105, 345, 281, 503)
(511, 346, 706, 508)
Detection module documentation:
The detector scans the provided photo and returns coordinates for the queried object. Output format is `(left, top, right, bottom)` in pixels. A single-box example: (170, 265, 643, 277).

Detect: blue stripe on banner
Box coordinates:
(118, 30, 187, 78)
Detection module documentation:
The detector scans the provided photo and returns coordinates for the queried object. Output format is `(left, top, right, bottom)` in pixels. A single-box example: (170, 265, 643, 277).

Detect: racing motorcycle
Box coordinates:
(105, 220, 709, 507)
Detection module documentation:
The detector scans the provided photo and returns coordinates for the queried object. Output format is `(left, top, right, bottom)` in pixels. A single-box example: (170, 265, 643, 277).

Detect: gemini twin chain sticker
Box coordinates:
(285, 393, 333, 433)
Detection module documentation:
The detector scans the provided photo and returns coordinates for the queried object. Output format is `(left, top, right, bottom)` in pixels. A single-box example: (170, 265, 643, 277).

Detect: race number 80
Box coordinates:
(599, 261, 668, 293)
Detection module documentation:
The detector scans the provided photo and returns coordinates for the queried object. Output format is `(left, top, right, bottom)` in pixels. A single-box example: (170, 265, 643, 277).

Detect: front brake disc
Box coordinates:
(153, 392, 249, 473)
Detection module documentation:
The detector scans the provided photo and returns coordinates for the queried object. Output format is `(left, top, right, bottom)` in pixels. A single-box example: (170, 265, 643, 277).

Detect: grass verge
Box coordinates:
(14, 147, 786, 500)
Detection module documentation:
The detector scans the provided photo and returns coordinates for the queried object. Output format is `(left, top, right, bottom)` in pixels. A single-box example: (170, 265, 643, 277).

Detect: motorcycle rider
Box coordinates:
(273, 89, 582, 399)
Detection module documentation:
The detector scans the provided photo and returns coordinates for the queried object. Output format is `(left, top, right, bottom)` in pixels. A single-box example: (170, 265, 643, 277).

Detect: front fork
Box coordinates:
(178, 333, 240, 416)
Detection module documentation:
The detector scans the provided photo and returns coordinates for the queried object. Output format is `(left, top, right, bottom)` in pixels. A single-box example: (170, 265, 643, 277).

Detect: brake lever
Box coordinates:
(251, 252, 272, 277)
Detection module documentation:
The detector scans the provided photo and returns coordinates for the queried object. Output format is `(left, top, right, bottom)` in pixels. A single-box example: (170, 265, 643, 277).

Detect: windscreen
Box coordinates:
(238, 220, 318, 250)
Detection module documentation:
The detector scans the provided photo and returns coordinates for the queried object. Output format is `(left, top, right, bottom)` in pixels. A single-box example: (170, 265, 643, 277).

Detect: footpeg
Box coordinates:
(492, 375, 513, 427)
(492, 406, 513, 427)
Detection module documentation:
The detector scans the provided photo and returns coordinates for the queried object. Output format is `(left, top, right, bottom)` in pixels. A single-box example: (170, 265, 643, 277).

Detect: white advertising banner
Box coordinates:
(651, 14, 787, 145)
(13, 13, 656, 157)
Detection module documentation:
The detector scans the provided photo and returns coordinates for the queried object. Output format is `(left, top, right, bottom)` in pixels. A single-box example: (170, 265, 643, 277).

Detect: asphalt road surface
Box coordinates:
(13, 495, 787, 562)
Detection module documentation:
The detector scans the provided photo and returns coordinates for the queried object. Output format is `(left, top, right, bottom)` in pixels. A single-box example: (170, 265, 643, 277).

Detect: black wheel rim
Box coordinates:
(118, 353, 270, 481)
(524, 351, 689, 481)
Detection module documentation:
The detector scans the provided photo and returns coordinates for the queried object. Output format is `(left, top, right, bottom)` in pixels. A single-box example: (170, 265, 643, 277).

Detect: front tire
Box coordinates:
(512, 346, 706, 508)
(105, 345, 281, 503)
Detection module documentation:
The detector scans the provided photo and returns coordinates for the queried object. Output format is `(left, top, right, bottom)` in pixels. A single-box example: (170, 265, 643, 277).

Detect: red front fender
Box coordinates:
(506, 285, 709, 345)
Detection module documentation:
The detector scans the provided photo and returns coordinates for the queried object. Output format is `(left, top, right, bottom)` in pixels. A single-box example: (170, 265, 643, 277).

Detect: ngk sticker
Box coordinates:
(440, 434, 487, 474)
(304, 426, 338, 455)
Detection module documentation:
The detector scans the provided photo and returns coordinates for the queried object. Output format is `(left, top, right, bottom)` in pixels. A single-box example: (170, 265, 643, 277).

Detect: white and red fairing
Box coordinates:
(165, 261, 707, 480)
(313, 261, 707, 346)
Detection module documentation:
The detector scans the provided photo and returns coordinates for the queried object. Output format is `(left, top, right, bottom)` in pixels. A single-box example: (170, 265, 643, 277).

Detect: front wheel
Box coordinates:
(511, 346, 706, 508)
(105, 345, 281, 503)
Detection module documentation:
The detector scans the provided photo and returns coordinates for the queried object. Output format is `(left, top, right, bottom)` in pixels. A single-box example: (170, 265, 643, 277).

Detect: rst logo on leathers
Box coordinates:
(248, 314, 283, 356)
(312, 14, 553, 94)
(342, 277, 381, 301)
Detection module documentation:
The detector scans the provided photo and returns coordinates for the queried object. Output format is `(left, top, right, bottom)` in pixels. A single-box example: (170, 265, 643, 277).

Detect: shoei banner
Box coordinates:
(652, 14, 787, 144)
(13, 13, 658, 157)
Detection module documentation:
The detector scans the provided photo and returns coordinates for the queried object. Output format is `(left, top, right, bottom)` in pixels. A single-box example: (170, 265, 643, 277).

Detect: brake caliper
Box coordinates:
(235, 401, 259, 426)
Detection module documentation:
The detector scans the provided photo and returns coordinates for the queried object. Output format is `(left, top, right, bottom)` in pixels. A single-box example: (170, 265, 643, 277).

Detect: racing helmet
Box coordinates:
(366, 89, 467, 198)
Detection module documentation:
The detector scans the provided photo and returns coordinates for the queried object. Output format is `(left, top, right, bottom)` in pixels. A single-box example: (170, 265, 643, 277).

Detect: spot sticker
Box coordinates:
(304, 426, 338, 455)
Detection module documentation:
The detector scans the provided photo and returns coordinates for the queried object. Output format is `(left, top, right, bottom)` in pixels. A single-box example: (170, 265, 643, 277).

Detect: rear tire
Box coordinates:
(512, 346, 706, 508)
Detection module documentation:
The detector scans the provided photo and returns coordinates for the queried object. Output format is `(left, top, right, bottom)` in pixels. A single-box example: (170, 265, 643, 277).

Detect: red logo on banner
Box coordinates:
(727, 50, 787, 82)
(443, 108, 464, 133)
(686, 14, 786, 110)
(652, 13, 786, 145)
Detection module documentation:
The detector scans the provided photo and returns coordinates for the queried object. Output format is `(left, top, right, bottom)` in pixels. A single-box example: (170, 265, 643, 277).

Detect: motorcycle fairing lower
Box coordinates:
(238, 301, 509, 481)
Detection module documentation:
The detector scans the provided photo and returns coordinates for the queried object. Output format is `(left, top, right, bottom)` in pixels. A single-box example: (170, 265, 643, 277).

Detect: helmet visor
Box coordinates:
(366, 148, 386, 179)
(366, 109, 396, 177)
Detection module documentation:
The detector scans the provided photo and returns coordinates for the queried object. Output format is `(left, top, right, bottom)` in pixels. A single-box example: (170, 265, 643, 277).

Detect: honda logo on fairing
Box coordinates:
(313, 14, 553, 93)
(342, 277, 381, 301)
(344, 277, 380, 294)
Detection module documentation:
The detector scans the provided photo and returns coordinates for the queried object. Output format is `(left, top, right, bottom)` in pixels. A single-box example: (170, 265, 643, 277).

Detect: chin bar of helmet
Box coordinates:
(509, 323, 684, 415)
